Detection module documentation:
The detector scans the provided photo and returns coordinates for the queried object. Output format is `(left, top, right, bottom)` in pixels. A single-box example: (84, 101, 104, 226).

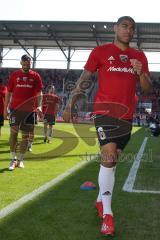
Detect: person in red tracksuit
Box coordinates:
(4, 54, 43, 171)
(42, 85, 59, 143)
(0, 78, 7, 136)
(63, 16, 152, 236)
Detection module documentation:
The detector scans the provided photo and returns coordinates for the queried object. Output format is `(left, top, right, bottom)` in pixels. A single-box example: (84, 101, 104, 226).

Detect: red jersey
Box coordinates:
(84, 43, 149, 119)
(8, 69, 43, 112)
(43, 93, 59, 115)
(0, 85, 7, 115)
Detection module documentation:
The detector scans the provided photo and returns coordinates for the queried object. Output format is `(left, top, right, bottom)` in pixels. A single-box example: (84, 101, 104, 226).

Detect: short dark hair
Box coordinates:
(21, 54, 31, 61)
(48, 85, 55, 90)
(117, 16, 135, 28)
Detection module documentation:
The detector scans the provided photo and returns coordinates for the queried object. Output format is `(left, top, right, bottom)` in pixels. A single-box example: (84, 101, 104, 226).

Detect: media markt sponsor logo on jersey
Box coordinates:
(17, 84, 33, 88)
(107, 66, 134, 74)
(119, 54, 128, 62)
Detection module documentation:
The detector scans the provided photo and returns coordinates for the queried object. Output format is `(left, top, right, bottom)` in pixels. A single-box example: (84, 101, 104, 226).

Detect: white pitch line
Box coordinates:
(122, 137, 148, 192)
(0, 159, 91, 220)
(132, 189, 160, 194)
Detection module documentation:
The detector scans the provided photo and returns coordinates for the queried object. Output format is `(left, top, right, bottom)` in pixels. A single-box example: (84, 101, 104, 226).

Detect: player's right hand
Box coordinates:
(63, 106, 71, 123)
(3, 109, 8, 120)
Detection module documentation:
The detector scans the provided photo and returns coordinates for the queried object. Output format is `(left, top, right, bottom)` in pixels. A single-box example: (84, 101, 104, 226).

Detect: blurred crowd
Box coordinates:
(1, 68, 160, 122)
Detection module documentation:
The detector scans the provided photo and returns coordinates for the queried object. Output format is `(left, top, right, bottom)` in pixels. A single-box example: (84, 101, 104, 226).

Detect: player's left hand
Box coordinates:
(130, 59, 143, 76)
(37, 106, 43, 120)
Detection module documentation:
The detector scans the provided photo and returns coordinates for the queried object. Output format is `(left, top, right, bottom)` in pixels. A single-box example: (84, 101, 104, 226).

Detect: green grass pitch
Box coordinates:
(0, 122, 160, 239)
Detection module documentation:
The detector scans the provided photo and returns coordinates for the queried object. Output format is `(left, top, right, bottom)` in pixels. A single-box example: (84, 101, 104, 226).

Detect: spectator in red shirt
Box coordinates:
(63, 16, 152, 236)
(42, 85, 59, 143)
(0, 78, 7, 136)
(4, 54, 43, 170)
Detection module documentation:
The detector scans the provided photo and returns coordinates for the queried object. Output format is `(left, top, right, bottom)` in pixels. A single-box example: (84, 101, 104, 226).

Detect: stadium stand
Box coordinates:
(1, 68, 160, 126)
(0, 20, 160, 125)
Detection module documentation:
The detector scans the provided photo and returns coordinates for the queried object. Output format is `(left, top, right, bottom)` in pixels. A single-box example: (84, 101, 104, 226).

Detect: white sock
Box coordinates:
(97, 191, 102, 202)
(44, 126, 47, 138)
(28, 142, 32, 148)
(10, 152, 17, 160)
(48, 128, 53, 138)
(19, 153, 24, 162)
(98, 165, 116, 216)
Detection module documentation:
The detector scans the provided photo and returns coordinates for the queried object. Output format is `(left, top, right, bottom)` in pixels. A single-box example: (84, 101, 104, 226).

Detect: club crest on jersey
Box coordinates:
(23, 77, 28, 81)
(119, 54, 128, 62)
(29, 78, 34, 82)
(108, 56, 115, 64)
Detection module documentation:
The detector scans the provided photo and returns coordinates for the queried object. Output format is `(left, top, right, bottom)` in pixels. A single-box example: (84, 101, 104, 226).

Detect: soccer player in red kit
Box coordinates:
(43, 85, 59, 143)
(0, 78, 7, 136)
(63, 16, 152, 236)
(4, 54, 43, 170)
